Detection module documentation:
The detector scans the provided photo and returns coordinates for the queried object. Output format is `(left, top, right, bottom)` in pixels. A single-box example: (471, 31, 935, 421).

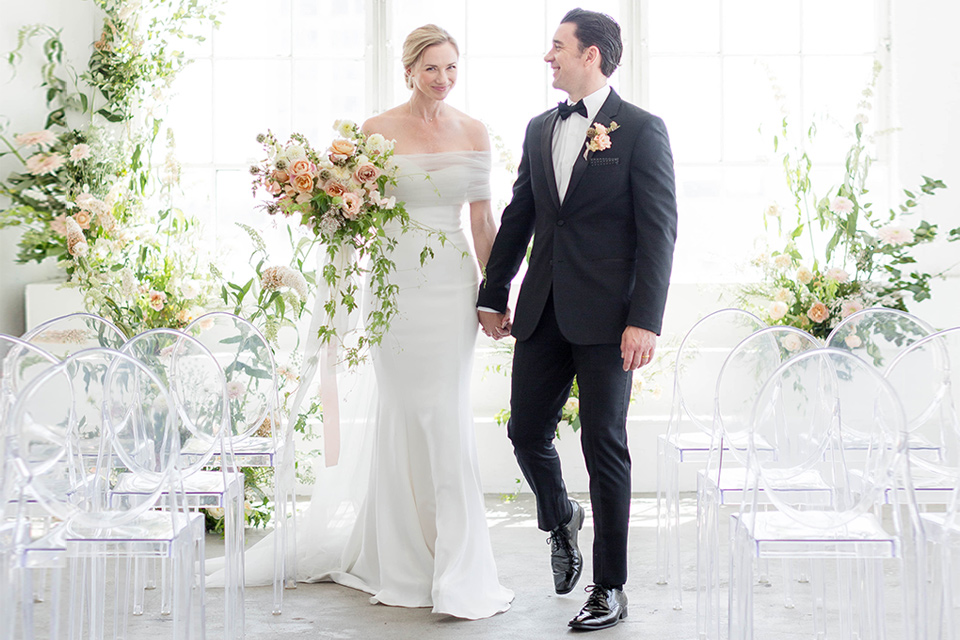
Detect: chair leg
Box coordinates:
(656, 435, 669, 585)
(697, 476, 721, 640)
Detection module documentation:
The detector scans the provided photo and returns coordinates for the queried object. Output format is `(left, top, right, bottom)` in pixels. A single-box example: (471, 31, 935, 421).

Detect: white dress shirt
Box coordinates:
(552, 85, 611, 204)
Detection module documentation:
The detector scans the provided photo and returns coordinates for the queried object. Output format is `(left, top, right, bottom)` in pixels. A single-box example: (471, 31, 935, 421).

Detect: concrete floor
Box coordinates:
(24, 493, 914, 639)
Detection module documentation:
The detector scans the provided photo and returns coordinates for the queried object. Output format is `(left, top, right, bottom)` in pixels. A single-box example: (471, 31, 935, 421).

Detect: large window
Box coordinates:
(165, 0, 886, 282)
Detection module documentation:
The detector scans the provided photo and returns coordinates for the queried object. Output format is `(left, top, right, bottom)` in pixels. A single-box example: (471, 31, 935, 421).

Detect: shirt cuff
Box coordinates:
(477, 306, 502, 314)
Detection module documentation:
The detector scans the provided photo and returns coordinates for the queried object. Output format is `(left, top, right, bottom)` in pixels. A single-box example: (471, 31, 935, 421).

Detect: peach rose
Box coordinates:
(74, 210, 92, 229)
(292, 173, 314, 193)
(353, 162, 381, 184)
(329, 139, 356, 162)
(273, 170, 289, 184)
(290, 159, 316, 176)
(325, 181, 347, 198)
(148, 290, 167, 312)
(264, 179, 282, 195)
(341, 192, 362, 219)
(807, 301, 829, 323)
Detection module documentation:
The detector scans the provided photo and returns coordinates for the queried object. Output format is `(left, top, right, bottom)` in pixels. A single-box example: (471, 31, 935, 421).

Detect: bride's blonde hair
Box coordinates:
(402, 24, 459, 90)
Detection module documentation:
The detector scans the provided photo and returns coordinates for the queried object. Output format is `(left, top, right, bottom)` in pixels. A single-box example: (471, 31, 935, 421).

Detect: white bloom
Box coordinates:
(855, 114, 870, 125)
(284, 144, 307, 163)
(180, 280, 200, 299)
(381, 195, 396, 210)
(783, 333, 803, 352)
(365, 133, 389, 156)
(334, 119, 357, 138)
(751, 251, 770, 268)
(226, 380, 246, 399)
(119, 268, 138, 297)
(774, 287, 791, 302)
(118, 0, 141, 22)
(261, 265, 308, 300)
(877, 224, 915, 246)
(70, 144, 91, 162)
(796, 266, 814, 285)
(844, 335, 863, 349)
(829, 196, 855, 215)
(764, 203, 782, 218)
(825, 267, 849, 283)
(768, 300, 789, 321)
(840, 299, 864, 318)
(773, 254, 792, 269)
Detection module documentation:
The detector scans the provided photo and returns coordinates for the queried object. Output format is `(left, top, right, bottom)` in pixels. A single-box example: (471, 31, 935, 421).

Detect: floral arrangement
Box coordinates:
(250, 121, 435, 366)
(737, 62, 959, 339)
(0, 0, 222, 335)
(583, 121, 618, 160)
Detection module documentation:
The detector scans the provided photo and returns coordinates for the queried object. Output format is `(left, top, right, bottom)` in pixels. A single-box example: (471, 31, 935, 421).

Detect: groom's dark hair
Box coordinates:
(561, 8, 622, 77)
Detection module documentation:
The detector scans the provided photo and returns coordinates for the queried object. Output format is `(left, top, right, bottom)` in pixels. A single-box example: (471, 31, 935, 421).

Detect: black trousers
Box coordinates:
(507, 293, 633, 587)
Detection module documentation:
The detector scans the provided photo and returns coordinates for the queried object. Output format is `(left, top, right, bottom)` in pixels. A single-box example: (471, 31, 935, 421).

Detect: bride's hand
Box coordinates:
(479, 308, 512, 340)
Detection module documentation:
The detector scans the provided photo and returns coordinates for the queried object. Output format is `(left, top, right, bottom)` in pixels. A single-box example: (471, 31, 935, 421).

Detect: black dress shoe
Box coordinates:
(548, 499, 584, 595)
(568, 585, 628, 631)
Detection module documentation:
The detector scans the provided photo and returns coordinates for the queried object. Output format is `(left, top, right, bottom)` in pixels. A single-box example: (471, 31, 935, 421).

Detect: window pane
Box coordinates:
(291, 58, 366, 146)
(802, 55, 875, 163)
(722, 57, 801, 162)
(648, 0, 720, 54)
(467, 1, 545, 57)
(293, 0, 366, 58)
(467, 57, 548, 157)
(802, 0, 876, 54)
(390, 2, 467, 49)
(215, 170, 261, 252)
(215, 0, 292, 58)
(648, 57, 722, 163)
(213, 60, 291, 165)
(722, 0, 801, 55)
(167, 60, 213, 164)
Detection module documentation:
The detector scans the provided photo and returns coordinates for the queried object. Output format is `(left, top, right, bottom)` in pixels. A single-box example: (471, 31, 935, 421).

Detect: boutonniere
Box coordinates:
(583, 121, 619, 160)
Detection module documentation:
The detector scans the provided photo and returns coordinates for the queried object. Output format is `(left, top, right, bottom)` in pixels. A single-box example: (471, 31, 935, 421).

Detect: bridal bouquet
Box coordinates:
(251, 122, 417, 365)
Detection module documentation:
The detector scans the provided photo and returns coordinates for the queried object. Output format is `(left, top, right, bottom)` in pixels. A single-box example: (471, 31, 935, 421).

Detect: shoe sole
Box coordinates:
(555, 502, 585, 595)
(568, 607, 628, 631)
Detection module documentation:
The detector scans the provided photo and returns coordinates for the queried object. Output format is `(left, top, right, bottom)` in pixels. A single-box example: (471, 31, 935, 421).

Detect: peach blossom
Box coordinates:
(292, 173, 314, 193)
(15, 130, 56, 147)
(290, 159, 316, 176)
(341, 192, 362, 219)
(324, 182, 347, 198)
(840, 299, 864, 318)
(25, 153, 66, 176)
(148, 290, 167, 312)
(807, 301, 829, 323)
(74, 210, 92, 229)
(70, 144, 91, 162)
(353, 162, 381, 184)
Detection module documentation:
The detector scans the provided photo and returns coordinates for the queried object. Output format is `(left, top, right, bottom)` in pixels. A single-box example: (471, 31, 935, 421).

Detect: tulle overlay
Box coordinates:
(210, 151, 513, 620)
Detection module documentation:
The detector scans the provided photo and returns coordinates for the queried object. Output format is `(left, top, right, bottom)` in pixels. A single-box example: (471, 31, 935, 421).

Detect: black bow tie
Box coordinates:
(557, 100, 587, 120)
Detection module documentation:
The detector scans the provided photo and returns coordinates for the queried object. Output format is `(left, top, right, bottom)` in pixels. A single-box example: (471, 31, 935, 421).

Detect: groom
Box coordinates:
(478, 8, 677, 631)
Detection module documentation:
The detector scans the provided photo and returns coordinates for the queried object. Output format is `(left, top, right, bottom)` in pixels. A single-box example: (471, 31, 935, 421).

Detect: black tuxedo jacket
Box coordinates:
(478, 89, 678, 344)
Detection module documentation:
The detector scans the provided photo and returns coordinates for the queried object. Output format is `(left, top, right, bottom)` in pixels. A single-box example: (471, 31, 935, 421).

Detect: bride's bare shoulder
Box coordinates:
(454, 110, 491, 152)
(362, 106, 407, 138)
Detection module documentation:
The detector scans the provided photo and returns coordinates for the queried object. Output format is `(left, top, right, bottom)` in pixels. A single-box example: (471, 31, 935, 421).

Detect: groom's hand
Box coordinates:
(479, 309, 512, 340)
(621, 326, 656, 371)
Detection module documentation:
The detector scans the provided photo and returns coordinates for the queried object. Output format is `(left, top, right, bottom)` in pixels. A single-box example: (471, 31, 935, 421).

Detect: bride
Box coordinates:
(217, 24, 514, 620)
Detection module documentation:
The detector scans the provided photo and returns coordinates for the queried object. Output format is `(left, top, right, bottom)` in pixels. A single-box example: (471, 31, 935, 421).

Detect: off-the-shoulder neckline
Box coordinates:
(392, 149, 491, 157)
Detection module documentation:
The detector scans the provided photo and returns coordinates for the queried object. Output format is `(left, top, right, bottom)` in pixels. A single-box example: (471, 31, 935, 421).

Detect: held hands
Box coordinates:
(621, 326, 656, 371)
(479, 308, 512, 340)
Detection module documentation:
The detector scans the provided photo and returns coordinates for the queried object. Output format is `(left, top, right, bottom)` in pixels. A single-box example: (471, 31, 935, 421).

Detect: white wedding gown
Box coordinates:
(214, 150, 513, 620)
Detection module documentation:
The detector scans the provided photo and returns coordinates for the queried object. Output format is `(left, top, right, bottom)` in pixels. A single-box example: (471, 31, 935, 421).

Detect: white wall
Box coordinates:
(5, 1, 960, 493)
(0, 3, 98, 335)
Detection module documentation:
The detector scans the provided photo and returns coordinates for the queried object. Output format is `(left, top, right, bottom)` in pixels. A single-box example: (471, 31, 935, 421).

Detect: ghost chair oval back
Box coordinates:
(185, 311, 294, 615)
(10, 348, 206, 640)
(697, 325, 820, 639)
(0, 334, 59, 639)
(656, 308, 766, 611)
(826, 307, 935, 372)
(116, 327, 244, 639)
(728, 348, 923, 640)
(884, 326, 960, 637)
(21, 312, 128, 360)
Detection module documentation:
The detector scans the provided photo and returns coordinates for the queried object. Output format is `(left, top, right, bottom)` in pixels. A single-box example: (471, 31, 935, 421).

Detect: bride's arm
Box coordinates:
(470, 200, 497, 269)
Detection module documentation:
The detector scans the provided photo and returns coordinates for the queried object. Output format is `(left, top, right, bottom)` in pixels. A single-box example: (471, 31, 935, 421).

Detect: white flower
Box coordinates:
(180, 280, 200, 299)
(855, 114, 870, 125)
(773, 254, 792, 269)
(829, 196, 854, 215)
(751, 252, 770, 268)
(118, 0, 141, 22)
(783, 333, 803, 352)
(825, 267, 849, 283)
(840, 299, 864, 318)
(365, 133, 390, 156)
(877, 224, 915, 246)
(65, 217, 88, 257)
(381, 195, 396, 210)
(284, 144, 307, 163)
(844, 335, 863, 349)
(796, 266, 814, 285)
(120, 268, 138, 297)
(226, 380, 246, 399)
(774, 287, 791, 302)
(261, 265, 308, 300)
(70, 144, 91, 162)
(333, 119, 356, 138)
(764, 203, 782, 218)
(768, 300, 789, 321)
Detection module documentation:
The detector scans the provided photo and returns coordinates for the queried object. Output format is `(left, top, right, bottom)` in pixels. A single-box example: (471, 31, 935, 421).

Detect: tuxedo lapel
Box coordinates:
(540, 110, 562, 212)
(563, 89, 623, 208)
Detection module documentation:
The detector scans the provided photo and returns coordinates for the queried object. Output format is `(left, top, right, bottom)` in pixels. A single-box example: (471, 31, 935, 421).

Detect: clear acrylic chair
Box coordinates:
(0, 335, 58, 640)
(186, 311, 295, 615)
(698, 325, 821, 639)
(10, 347, 206, 640)
(728, 348, 925, 640)
(656, 308, 766, 610)
(115, 327, 245, 639)
(882, 326, 960, 637)
(21, 312, 128, 359)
